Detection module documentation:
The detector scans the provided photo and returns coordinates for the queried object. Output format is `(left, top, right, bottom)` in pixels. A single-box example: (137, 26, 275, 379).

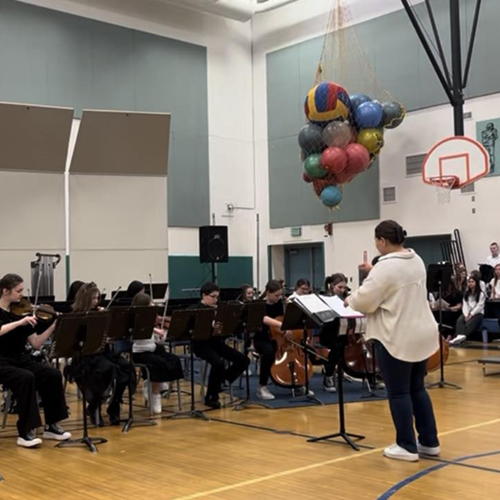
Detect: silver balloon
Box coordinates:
(322, 121, 353, 148)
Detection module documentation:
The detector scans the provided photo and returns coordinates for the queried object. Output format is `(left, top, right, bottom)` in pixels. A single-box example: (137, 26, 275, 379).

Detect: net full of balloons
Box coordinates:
(298, 81, 406, 208)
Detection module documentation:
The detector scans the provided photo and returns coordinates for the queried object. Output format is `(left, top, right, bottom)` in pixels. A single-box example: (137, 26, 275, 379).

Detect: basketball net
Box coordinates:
(429, 176, 459, 204)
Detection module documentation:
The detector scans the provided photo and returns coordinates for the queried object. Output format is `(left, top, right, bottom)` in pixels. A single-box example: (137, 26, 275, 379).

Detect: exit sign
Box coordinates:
(291, 227, 302, 237)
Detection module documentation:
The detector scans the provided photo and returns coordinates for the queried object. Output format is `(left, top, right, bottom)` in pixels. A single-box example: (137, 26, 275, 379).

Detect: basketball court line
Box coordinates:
(377, 450, 500, 499)
(172, 418, 500, 500)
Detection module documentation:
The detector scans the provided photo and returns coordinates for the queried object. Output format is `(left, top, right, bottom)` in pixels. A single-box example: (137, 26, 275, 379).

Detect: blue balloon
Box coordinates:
(350, 93, 372, 111)
(355, 101, 383, 129)
(321, 185, 343, 207)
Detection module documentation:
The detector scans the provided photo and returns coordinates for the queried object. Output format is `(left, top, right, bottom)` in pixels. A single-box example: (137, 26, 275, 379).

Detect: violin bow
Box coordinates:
(106, 286, 121, 310)
(149, 273, 154, 299)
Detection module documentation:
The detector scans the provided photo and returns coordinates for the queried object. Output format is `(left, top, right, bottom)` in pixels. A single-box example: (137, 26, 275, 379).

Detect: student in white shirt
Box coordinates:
(489, 264, 500, 300)
(450, 275, 486, 345)
(487, 242, 500, 268)
(131, 292, 184, 414)
(346, 220, 439, 463)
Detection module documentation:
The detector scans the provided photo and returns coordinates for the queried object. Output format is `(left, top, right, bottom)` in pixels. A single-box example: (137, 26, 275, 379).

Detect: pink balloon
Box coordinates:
(321, 147, 348, 174)
(334, 169, 356, 185)
(344, 143, 370, 175)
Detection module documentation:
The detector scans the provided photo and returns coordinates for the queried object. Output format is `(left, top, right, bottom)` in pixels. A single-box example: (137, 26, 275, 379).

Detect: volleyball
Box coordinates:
(304, 82, 351, 122)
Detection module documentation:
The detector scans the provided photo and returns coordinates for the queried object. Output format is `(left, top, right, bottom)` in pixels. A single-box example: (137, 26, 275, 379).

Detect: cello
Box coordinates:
(269, 317, 314, 388)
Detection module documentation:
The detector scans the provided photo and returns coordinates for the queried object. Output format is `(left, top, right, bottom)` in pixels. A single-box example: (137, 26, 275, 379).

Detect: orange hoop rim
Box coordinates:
(428, 175, 460, 190)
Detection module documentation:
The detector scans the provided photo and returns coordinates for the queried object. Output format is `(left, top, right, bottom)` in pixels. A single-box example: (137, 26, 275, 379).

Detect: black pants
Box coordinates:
(319, 329, 340, 378)
(193, 339, 249, 399)
(0, 355, 68, 436)
(375, 342, 439, 454)
(133, 344, 184, 382)
(253, 336, 276, 386)
(455, 313, 484, 339)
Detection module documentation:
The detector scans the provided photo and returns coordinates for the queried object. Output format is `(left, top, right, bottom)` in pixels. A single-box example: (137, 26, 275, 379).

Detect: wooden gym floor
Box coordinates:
(1, 346, 500, 499)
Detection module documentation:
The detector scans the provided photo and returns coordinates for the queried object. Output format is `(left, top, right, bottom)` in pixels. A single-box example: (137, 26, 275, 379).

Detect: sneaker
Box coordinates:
(204, 396, 221, 409)
(17, 430, 42, 448)
(43, 423, 72, 441)
(417, 441, 441, 456)
(323, 376, 336, 393)
(450, 334, 466, 345)
(152, 394, 162, 414)
(298, 386, 315, 396)
(383, 443, 419, 462)
(256, 386, 275, 401)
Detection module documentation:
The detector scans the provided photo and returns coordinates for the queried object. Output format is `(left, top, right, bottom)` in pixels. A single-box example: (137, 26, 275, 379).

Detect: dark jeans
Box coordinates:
(455, 313, 484, 339)
(0, 355, 68, 436)
(193, 339, 249, 399)
(253, 336, 276, 386)
(375, 342, 439, 454)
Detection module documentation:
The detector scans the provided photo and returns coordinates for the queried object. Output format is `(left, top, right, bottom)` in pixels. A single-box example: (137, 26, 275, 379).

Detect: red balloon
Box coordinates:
(334, 169, 356, 185)
(303, 172, 313, 183)
(321, 147, 348, 174)
(313, 175, 337, 196)
(344, 143, 370, 175)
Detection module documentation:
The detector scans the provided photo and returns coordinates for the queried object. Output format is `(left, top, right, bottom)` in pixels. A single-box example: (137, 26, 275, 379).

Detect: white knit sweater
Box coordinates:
(348, 249, 438, 362)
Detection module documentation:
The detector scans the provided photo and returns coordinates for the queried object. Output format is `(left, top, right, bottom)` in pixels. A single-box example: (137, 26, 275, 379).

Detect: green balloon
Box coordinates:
(304, 153, 327, 179)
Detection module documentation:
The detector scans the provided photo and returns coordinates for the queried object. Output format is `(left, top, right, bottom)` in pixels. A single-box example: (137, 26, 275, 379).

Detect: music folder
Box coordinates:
(292, 294, 365, 325)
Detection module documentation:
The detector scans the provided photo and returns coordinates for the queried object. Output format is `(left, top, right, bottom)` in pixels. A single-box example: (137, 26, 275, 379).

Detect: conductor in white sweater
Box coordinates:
(346, 220, 440, 463)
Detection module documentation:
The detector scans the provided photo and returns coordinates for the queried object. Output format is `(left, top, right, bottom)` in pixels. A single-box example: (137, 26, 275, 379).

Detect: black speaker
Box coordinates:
(199, 226, 229, 263)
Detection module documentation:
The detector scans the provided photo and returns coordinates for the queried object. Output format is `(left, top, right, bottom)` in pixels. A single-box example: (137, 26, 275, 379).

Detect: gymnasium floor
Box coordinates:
(1, 347, 499, 499)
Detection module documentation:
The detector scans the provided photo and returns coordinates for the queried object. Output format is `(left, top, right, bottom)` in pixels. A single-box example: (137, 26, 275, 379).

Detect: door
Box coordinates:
(284, 243, 325, 293)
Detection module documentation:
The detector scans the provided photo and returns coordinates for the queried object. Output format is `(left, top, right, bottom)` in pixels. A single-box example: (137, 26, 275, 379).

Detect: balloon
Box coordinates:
(305, 82, 351, 122)
(321, 147, 348, 174)
(322, 121, 353, 148)
(355, 101, 383, 129)
(304, 153, 328, 179)
(382, 101, 406, 129)
(321, 185, 343, 208)
(303, 172, 313, 183)
(334, 169, 356, 185)
(344, 143, 371, 175)
(298, 123, 325, 155)
(350, 93, 372, 111)
(313, 175, 336, 196)
(357, 128, 385, 155)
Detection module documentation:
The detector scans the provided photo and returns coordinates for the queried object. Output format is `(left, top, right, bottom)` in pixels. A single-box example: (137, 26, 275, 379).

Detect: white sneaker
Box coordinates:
(151, 394, 162, 414)
(256, 386, 275, 401)
(17, 430, 42, 448)
(298, 386, 315, 396)
(159, 382, 169, 393)
(323, 376, 336, 393)
(417, 441, 441, 456)
(450, 334, 466, 345)
(383, 444, 419, 462)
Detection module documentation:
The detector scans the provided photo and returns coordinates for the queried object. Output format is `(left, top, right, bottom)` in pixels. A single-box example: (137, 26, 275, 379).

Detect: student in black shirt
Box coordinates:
(191, 282, 249, 409)
(254, 280, 291, 401)
(0, 273, 71, 447)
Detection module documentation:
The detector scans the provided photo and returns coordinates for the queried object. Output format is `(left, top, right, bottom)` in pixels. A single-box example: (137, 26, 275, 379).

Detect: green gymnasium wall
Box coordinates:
(168, 256, 253, 299)
(0, 0, 209, 227)
(267, 0, 494, 229)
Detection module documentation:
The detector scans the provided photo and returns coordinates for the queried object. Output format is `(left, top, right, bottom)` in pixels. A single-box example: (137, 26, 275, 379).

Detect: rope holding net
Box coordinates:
(429, 176, 459, 204)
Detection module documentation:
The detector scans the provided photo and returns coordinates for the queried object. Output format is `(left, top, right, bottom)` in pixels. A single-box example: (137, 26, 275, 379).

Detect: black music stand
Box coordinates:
(427, 263, 461, 390)
(165, 308, 214, 421)
(50, 312, 110, 453)
(107, 306, 159, 433)
(233, 301, 272, 411)
(281, 301, 323, 406)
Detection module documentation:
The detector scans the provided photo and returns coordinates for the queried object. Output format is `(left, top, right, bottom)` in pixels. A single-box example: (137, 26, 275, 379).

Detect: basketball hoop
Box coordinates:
(429, 175, 459, 204)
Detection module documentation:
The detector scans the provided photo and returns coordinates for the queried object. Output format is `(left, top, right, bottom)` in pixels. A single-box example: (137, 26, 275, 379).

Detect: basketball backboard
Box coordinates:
(422, 136, 490, 188)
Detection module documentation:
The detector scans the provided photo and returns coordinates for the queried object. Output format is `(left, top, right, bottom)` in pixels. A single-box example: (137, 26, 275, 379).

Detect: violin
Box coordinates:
(269, 316, 314, 388)
(10, 297, 59, 322)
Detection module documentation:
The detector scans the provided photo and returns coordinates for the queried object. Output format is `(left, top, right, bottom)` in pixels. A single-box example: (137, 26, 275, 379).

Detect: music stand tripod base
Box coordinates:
(165, 409, 210, 422)
(233, 399, 273, 411)
(307, 431, 366, 451)
(56, 435, 108, 453)
(122, 416, 158, 433)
